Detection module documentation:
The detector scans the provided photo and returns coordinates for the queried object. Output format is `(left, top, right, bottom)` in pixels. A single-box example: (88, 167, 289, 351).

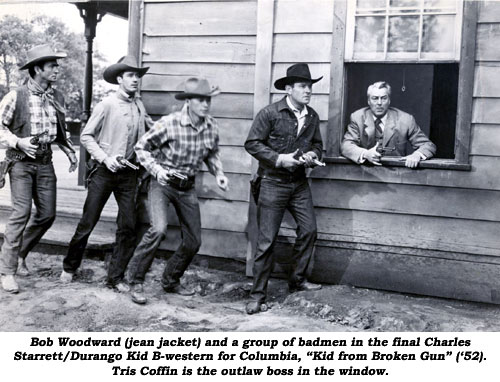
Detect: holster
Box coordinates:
(0, 159, 15, 189)
(250, 174, 262, 204)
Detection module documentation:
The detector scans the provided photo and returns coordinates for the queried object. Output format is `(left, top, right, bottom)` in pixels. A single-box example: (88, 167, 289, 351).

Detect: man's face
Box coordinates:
(286, 81, 313, 108)
(36, 60, 60, 83)
(117, 71, 140, 95)
(187, 96, 211, 118)
(368, 87, 391, 118)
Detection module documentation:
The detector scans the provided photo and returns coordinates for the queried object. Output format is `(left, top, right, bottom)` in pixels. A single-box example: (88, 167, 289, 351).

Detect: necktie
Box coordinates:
(375, 118, 383, 146)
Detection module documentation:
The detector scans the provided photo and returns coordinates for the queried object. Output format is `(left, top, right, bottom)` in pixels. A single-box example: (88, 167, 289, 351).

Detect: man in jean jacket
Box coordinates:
(244, 63, 324, 315)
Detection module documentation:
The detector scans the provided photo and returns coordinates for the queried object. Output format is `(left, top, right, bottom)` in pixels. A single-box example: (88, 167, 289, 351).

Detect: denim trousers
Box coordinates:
(63, 166, 137, 286)
(128, 179, 201, 289)
(0, 161, 57, 275)
(250, 177, 317, 303)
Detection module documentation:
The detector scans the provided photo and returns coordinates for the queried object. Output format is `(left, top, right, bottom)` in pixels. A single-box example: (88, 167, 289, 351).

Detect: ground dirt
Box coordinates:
(1, 252, 500, 332)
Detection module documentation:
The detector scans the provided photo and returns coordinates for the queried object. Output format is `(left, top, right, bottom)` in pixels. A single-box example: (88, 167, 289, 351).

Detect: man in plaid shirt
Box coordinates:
(0, 45, 77, 293)
(128, 77, 228, 304)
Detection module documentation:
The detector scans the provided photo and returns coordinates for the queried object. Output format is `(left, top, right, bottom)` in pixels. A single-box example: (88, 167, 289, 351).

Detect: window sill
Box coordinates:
(323, 156, 471, 171)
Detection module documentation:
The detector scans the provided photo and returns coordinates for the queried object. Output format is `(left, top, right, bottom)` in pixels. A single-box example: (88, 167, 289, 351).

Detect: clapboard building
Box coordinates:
(127, 0, 500, 304)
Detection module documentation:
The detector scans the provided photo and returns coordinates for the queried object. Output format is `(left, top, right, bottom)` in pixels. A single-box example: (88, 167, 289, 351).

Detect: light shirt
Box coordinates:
(286, 96, 308, 136)
(81, 89, 152, 163)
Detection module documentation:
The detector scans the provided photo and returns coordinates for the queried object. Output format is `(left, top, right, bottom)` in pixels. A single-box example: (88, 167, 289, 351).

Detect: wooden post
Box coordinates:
(76, 3, 105, 186)
(326, 0, 347, 157)
(128, 0, 143, 59)
(246, 0, 275, 277)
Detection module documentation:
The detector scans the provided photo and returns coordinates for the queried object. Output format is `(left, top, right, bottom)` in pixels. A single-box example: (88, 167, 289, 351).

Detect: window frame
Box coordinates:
(325, 0, 478, 170)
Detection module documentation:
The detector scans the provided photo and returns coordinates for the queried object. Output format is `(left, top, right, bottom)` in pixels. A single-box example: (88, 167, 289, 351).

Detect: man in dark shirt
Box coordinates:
(244, 63, 324, 314)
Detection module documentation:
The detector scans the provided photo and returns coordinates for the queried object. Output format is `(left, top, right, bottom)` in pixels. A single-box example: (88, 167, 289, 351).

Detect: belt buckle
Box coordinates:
(39, 143, 49, 151)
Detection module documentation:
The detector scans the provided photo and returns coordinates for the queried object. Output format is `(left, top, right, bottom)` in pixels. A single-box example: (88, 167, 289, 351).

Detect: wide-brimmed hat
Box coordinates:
(175, 77, 221, 100)
(103, 55, 149, 84)
(19, 44, 67, 70)
(274, 63, 323, 90)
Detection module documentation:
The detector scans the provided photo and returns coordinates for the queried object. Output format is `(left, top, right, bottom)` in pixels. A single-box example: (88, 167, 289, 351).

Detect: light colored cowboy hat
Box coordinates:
(274, 63, 323, 91)
(19, 44, 67, 70)
(103, 55, 149, 84)
(175, 77, 221, 100)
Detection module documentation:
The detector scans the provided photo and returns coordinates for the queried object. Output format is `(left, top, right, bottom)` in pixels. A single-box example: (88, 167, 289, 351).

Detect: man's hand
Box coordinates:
(156, 168, 170, 186)
(402, 152, 422, 168)
(362, 143, 382, 166)
(280, 149, 302, 170)
(216, 174, 229, 191)
(299, 151, 318, 167)
(16, 137, 38, 159)
(68, 153, 78, 173)
(103, 155, 125, 173)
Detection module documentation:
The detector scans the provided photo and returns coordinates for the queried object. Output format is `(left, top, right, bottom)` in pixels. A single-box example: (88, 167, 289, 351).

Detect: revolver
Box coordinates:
(116, 156, 139, 170)
(30, 131, 49, 145)
(293, 149, 325, 167)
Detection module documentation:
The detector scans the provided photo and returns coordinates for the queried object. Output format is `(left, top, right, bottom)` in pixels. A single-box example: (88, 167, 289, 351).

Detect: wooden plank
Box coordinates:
(274, 0, 334, 33)
(141, 62, 255, 94)
(472, 98, 500, 124)
(455, 0, 478, 163)
(327, 0, 347, 157)
(478, 0, 500, 23)
(270, 93, 330, 121)
(310, 155, 500, 191)
(476, 23, 500, 61)
(142, 91, 254, 119)
(470, 124, 500, 156)
(309, 245, 500, 304)
(196, 172, 250, 202)
(202, 146, 252, 174)
(158, 227, 248, 260)
(271, 63, 330, 94)
(309, 179, 500, 222)
(272, 33, 332, 63)
(144, 1, 257, 36)
(143, 35, 256, 63)
(306, 208, 500, 256)
(474, 65, 500, 97)
(216, 118, 252, 146)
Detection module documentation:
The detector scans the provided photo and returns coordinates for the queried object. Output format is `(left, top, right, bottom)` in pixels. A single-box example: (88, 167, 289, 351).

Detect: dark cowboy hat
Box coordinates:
(175, 77, 221, 100)
(19, 44, 67, 70)
(274, 63, 323, 90)
(103, 55, 149, 84)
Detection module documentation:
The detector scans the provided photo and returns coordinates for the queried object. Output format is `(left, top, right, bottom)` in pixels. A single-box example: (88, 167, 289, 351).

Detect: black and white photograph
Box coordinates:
(0, 0, 499, 379)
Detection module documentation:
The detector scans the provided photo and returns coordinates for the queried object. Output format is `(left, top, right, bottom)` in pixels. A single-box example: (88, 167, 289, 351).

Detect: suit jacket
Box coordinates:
(341, 107, 436, 164)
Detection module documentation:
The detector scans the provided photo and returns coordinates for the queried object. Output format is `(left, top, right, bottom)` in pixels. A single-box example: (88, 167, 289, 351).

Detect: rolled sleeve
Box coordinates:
(0, 91, 20, 149)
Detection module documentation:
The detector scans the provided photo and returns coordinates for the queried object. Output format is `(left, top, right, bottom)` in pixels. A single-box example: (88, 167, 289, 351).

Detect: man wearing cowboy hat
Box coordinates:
(244, 63, 324, 314)
(60, 56, 153, 292)
(127, 77, 228, 304)
(0, 44, 77, 293)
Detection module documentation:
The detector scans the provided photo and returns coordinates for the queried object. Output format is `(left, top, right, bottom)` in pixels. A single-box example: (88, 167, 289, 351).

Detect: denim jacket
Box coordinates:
(245, 96, 323, 179)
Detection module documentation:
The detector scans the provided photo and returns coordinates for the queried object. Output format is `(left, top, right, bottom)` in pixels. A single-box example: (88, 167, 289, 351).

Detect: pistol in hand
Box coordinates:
(116, 156, 139, 170)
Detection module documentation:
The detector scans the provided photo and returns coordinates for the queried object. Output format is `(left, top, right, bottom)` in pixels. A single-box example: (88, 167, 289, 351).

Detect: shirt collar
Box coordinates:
(180, 103, 209, 130)
(286, 96, 308, 117)
(373, 112, 388, 126)
(116, 88, 137, 102)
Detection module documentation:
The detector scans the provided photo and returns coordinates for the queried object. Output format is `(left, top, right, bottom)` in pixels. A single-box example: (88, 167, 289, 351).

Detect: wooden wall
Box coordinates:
(138, 0, 500, 303)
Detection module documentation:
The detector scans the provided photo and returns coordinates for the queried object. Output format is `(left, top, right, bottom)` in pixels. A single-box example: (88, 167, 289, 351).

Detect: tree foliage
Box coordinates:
(0, 14, 107, 120)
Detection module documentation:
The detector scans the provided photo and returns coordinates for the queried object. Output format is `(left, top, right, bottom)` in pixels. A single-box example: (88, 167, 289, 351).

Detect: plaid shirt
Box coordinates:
(0, 89, 58, 147)
(135, 103, 224, 178)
